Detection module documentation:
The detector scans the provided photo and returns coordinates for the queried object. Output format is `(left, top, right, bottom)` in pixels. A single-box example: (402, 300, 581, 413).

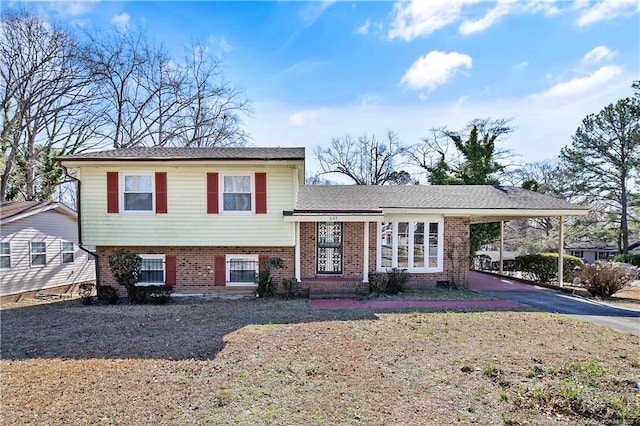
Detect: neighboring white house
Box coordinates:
(0, 201, 95, 297)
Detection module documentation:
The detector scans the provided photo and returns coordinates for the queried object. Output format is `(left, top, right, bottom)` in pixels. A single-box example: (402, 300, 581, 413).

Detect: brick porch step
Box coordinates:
(306, 280, 367, 300)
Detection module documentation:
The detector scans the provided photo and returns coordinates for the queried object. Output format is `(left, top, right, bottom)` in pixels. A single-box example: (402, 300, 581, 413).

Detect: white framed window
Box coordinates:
(61, 241, 74, 264)
(139, 254, 165, 285)
(378, 218, 444, 272)
(221, 173, 253, 213)
(31, 241, 47, 267)
(122, 173, 154, 212)
(0, 242, 10, 269)
(226, 254, 258, 286)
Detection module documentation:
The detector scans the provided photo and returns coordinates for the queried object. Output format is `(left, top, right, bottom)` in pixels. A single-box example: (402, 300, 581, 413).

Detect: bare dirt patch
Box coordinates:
(2, 297, 639, 425)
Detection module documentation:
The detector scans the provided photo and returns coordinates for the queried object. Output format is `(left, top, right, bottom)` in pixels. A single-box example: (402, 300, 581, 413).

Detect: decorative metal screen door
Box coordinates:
(317, 222, 343, 274)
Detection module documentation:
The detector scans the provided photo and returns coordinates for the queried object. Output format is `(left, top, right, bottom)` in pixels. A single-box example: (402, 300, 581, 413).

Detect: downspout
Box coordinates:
(59, 164, 100, 288)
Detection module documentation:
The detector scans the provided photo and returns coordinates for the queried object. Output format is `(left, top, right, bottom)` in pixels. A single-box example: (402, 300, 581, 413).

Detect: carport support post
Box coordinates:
(499, 221, 504, 275)
(558, 216, 564, 287)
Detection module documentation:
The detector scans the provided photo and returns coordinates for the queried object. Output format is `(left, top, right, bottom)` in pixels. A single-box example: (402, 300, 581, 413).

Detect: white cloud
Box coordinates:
(288, 110, 318, 127)
(355, 19, 370, 35)
(388, 0, 480, 40)
(582, 45, 616, 64)
(576, 0, 639, 26)
(533, 65, 623, 98)
(111, 13, 130, 32)
(401, 51, 472, 91)
(512, 61, 529, 71)
(459, 0, 515, 35)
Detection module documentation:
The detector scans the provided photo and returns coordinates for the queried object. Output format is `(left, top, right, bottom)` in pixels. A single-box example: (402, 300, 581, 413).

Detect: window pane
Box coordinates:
(32, 254, 46, 266)
(62, 242, 74, 252)
(398, 222, 409, 268)
(140, 258, 164, 283)
(413, 222, 424, 268)
(229, 258, 257, 283)
(125, 175, 152, 192)
(62, 253, 74, 263)
(0, 256, 10, 268)
(224, 176, 251, 193)
(381, 222, 393, 268)
(223, 193, 251, 211)
(124, 193, 153, 211)
(428, 222, 439, 268)
(31, 242, 46, 253)
(0, 243, 9, 255)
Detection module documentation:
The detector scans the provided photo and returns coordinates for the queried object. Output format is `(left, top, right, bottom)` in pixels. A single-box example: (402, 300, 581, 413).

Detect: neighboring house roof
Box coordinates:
(57, 147, 306, 162)
(564, 241, 619, 251)
(0, 201, 76, 225)
(286, 185, 588, 223)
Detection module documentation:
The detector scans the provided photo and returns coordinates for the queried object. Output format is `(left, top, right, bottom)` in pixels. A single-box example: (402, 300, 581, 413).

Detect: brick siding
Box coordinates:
(301, 217, 471, 289)
(96, 246, 294, 295)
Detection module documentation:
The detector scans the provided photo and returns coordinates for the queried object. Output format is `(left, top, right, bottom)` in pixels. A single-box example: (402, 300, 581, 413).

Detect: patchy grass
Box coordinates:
(1, 297, 639, 425)
(362, 288, 495, 301)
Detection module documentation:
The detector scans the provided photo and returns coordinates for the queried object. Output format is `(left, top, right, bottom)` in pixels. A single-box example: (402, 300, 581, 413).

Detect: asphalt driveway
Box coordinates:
(469, 270, 640, 336)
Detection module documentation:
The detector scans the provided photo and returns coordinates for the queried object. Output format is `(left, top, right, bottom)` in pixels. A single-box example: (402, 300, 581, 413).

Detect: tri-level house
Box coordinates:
(58, 147, 587, 296)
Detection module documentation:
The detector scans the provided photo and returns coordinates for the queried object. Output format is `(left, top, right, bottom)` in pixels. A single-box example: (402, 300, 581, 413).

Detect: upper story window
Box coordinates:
(31, 241, 46, 267)
(222, 174, 252, 213)
(378, 218, 443, 272)
(0, 242, 10, 269)
(123, 174, 153, 212)
(61, 241, 74, 264)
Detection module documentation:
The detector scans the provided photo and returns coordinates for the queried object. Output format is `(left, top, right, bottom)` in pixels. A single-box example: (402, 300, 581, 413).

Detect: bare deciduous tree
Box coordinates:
(315, 131, 409, 185)
(1, 10, 97, 201)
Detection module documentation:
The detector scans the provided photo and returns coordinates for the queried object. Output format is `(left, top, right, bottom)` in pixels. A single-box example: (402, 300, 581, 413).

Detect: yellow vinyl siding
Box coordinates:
(78, 165, 298, 246)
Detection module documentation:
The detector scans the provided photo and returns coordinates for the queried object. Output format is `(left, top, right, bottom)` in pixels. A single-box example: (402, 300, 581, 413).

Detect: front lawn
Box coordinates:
(1, 297, 639, 425)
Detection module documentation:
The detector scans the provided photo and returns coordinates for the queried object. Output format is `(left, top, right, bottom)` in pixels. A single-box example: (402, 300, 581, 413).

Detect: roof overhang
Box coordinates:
(283, 210, 384, 222)
(283, 207, 589, 223)
(382, 207, 589, 223)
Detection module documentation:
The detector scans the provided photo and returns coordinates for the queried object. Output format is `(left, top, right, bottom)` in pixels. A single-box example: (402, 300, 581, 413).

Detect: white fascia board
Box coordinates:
(284, 214, 384, 223)
(382, 208, 589, 218)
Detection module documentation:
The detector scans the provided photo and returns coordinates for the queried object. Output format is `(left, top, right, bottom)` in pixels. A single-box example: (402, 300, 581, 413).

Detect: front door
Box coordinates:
(317, 222, 343, 274)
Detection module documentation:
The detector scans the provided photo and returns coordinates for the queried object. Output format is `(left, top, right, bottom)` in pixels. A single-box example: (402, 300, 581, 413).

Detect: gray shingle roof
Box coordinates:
(294, 185, 585, 212)
(1, 201, 50, 220)
(57, 147, 305, 161)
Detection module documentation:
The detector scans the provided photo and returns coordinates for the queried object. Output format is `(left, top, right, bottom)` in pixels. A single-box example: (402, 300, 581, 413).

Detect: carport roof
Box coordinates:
(285, 185, 588, 223)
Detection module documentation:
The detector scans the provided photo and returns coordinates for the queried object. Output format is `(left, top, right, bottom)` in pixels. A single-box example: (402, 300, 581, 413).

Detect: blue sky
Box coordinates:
(16, 0, 640, 177)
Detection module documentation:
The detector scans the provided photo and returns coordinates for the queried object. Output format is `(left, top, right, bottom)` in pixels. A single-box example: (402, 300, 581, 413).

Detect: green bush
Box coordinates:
(515, 253, 584, 283)
(580, 262, 635, 298)
(368, 272, 388, 296)
(132, 285, 173, 304)
(79, 282, 95, 305)
(256, 257, 285, 298)
(107, 249, 142, 302)
(386, 267, 409, 294)
(281, 277, 298, 299)
(97, 285, 119, 304)
(612, 253, 640, 266)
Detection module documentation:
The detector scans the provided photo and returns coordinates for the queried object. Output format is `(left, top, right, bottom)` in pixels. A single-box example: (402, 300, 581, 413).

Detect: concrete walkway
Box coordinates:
(469, 270, 640, 336)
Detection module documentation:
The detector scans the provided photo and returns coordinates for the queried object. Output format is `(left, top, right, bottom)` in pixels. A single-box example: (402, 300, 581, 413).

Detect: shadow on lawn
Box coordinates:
(0, 297, 536, 361)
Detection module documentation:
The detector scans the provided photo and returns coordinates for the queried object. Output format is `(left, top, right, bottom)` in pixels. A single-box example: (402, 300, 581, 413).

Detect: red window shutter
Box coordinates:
(258, 255, 270, 273)
(155, 172, 167, 214)
(214, 255, 226, 286)
(207, 173, 219, 214)
(106, 172, 119, 213)
(255, 172, 267, 214)
(165, 255, 176, 286)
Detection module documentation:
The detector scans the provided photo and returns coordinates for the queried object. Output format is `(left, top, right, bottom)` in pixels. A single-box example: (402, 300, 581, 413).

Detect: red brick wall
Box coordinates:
(300, 222, 367, 280)
(96, 246, 294, 294)
(301, 217, 470, 288)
